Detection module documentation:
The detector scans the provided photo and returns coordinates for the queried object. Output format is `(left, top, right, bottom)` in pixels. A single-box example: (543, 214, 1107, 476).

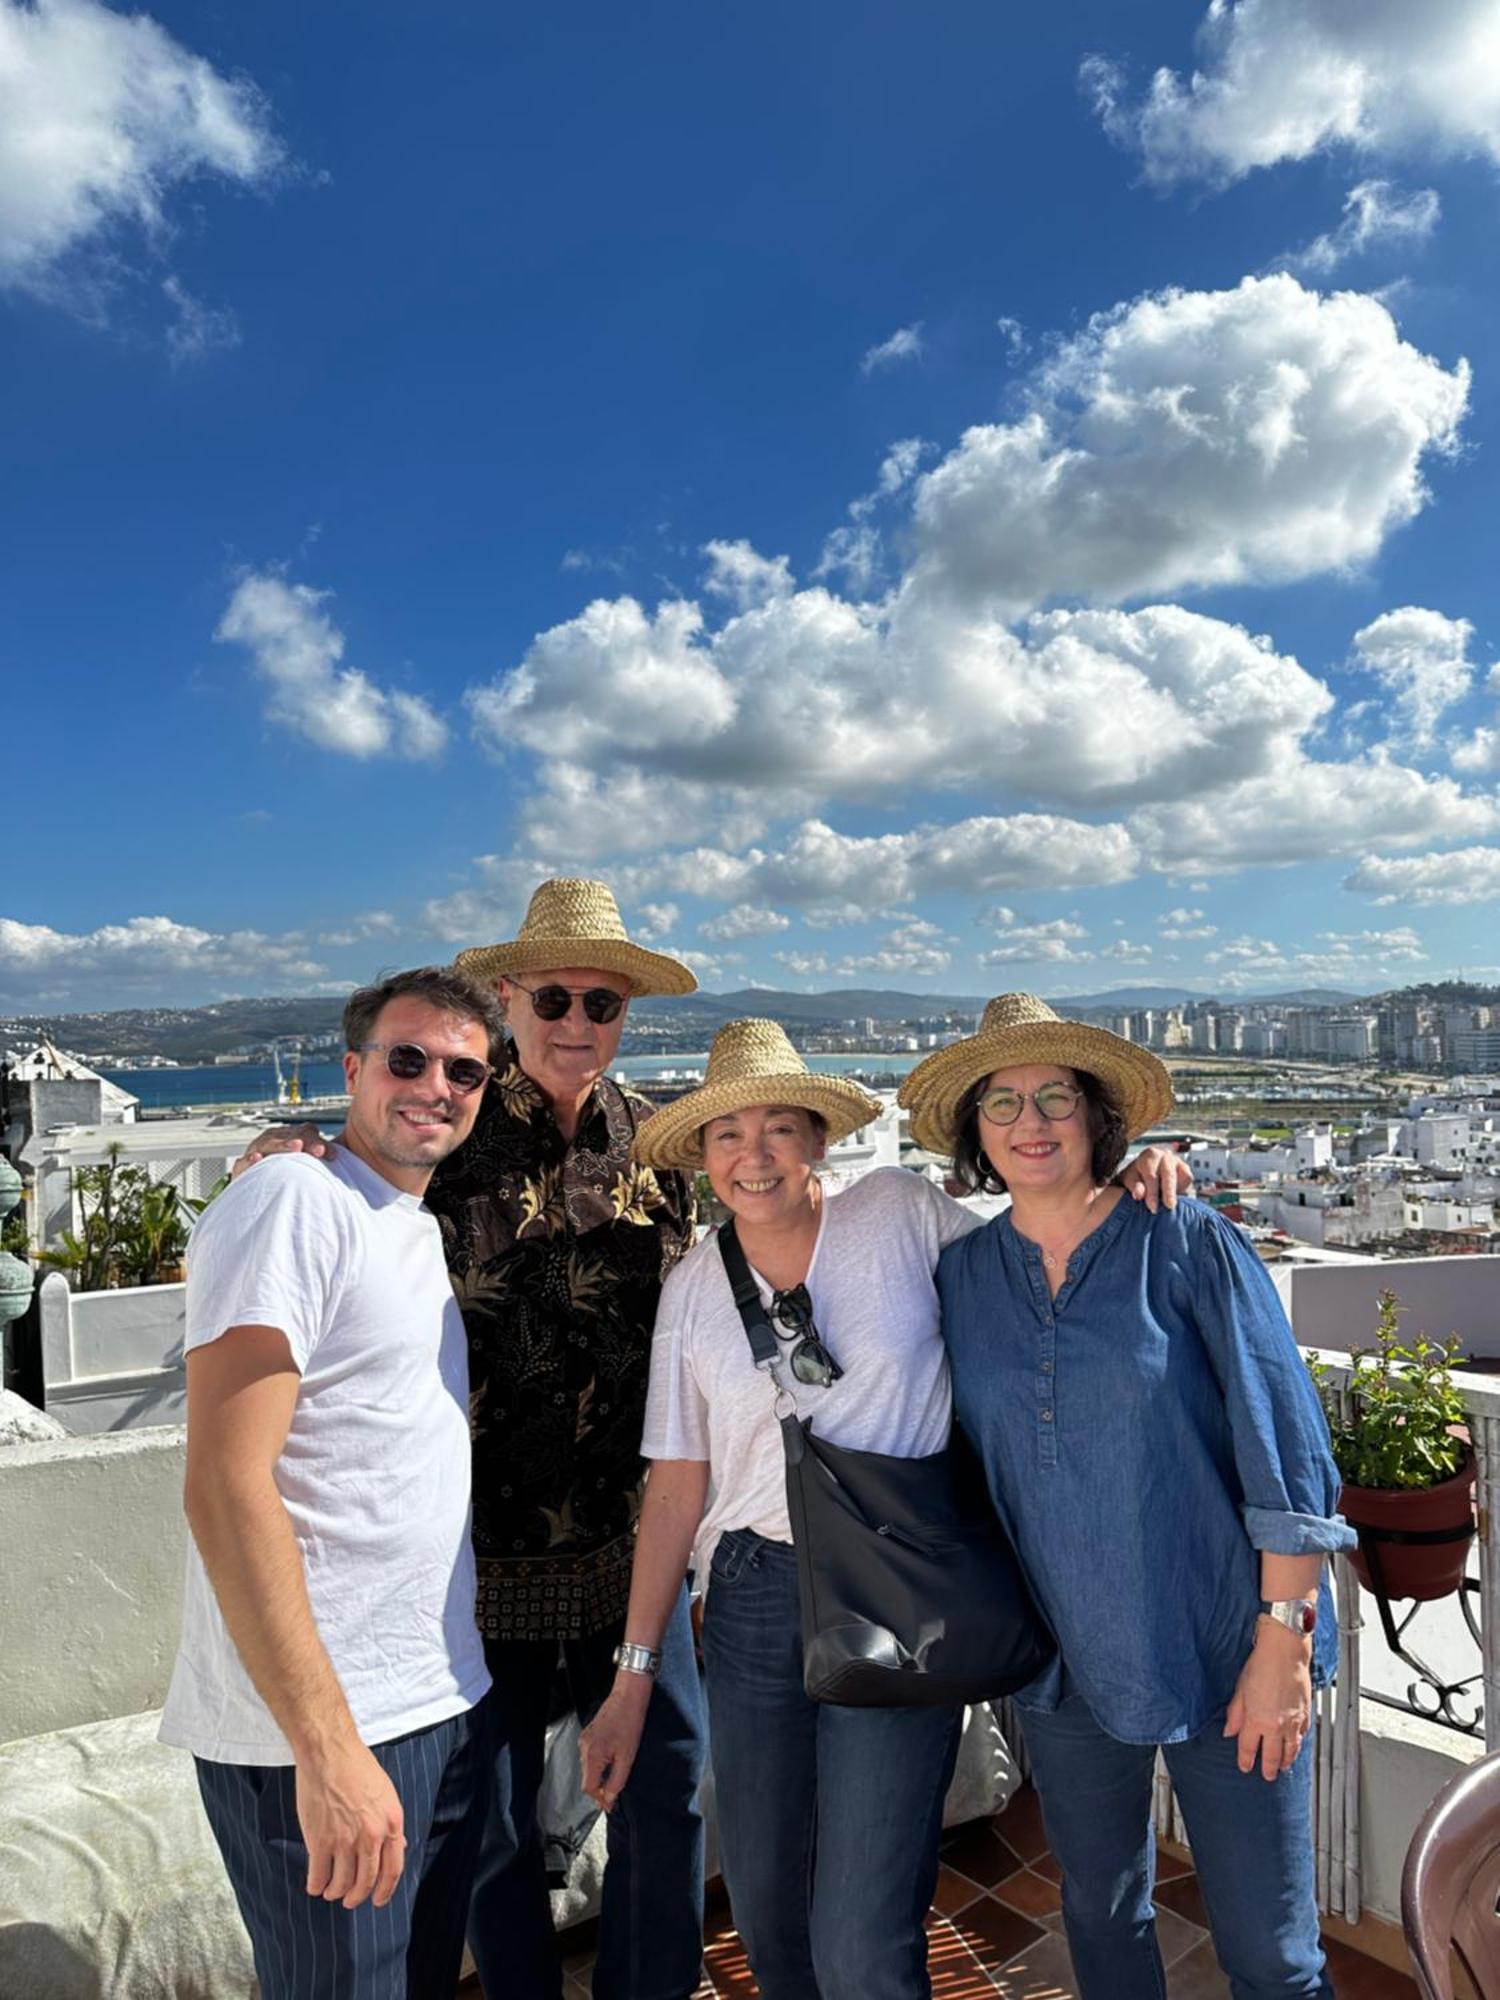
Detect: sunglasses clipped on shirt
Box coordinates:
(508, 977, 626, 1025)
(770, 1283, 844, 1389)
(359, 1042, 494, 1095)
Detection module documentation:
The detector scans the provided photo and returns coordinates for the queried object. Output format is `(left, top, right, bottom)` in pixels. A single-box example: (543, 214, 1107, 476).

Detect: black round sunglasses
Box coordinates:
(770, 1283, 844, 1389)
(509, 977, 626, 1025)
(359, 1041, 493, 1095)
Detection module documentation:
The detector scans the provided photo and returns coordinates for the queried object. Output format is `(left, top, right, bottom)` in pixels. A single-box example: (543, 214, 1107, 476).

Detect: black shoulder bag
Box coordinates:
(718, 1218, 1054, 1708)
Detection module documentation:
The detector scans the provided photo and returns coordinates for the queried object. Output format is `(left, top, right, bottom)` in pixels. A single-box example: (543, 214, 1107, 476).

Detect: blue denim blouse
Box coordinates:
(936, 1195, 1354, 1745)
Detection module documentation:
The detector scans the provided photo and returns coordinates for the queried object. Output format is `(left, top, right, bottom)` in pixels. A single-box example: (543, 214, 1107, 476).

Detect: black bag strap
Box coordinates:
(718, 1221, 808, 1468)
(716, 1219, 780, 1371)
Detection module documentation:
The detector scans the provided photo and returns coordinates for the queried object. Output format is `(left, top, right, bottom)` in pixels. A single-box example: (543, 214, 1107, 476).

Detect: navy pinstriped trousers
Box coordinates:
(195, 1697, 492, 1999)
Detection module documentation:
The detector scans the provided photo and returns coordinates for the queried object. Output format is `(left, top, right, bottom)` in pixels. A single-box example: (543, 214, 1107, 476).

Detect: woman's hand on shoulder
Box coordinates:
(1116, 1146, 1193, 1212)
(1224, 1622, 1312, 1781)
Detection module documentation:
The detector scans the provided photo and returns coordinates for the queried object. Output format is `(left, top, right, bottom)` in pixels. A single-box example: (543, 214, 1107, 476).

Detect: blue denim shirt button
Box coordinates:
(1041, 1408, 1054, 1422)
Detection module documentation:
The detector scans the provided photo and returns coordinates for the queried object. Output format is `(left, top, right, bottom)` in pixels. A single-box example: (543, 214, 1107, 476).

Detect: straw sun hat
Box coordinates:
(898, 993, 1174, 1158)
(633, 1019, 883, 1171)
(453, 878, 699, 997)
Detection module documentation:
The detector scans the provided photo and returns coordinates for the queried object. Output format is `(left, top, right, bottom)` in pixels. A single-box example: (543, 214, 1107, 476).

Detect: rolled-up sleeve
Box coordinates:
(1192, 1211, 1357, 1556)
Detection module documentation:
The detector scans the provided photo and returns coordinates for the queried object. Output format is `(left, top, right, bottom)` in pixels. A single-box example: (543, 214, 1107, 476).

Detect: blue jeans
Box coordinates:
(702, 1529, 962, 2000)
(195, 1697, 491, 2000)
(1019, 1690, 1331, 2000)
(466, 1588, 706, 2000)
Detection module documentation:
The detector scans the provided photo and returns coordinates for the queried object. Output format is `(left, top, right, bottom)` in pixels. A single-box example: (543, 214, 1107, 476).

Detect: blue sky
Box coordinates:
(5, 0, 1500, 1012)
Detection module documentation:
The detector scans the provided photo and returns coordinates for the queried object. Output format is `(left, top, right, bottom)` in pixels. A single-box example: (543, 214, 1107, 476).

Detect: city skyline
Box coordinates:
(6, 1, 1500, 1010)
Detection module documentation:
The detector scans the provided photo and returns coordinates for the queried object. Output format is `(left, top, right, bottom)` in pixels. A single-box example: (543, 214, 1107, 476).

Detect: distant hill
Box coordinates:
(0, 997, 348, 1064)
(2, 978, 1378, 1065)
(647, 987, 986, 1025)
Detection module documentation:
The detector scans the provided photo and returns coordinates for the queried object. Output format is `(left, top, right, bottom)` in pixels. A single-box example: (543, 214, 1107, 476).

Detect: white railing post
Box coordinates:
(1472, 1409, 1500, 1754)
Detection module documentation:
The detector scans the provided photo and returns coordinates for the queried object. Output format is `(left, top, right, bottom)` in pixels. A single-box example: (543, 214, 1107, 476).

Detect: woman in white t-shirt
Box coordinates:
(578, 1018, 1183, 2000)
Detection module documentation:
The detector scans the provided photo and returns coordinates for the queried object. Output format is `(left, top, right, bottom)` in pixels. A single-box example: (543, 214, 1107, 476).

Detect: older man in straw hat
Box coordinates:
(237, 879, 707, 2000)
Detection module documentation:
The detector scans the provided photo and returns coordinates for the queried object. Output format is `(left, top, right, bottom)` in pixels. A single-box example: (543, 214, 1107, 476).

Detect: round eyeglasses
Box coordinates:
(979, 1083, 1083, 1127)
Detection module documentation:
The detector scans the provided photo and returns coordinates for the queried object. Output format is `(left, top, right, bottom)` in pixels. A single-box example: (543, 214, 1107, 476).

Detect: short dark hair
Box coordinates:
(342, 966, 507, 1060)
(948, 1067, 1128, 1195)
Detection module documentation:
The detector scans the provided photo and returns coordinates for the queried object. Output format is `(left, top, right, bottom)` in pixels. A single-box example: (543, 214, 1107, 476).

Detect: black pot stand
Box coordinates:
(1352, 1519, 1483, 1736)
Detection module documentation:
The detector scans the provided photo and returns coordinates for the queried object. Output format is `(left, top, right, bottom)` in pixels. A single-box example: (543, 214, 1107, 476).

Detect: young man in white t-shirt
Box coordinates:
(159, 966, 503, 2000)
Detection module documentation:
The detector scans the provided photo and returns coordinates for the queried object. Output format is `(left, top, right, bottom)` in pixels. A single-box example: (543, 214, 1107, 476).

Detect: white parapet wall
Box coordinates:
(37, 1271, 186, 1433)
(0, 1426, 187, 1744)
(1356, 1702, 1478, 1922)
(1276, 1255, 1500, 1359)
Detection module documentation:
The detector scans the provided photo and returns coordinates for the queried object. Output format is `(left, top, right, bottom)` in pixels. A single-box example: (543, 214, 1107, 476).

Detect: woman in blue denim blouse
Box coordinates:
(901, 994, 1356, 2000)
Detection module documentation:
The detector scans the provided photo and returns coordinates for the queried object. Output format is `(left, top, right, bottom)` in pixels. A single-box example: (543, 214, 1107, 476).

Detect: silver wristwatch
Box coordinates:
(612, 1641, 662, 1678)
(1258, 1596, 1318, 1636)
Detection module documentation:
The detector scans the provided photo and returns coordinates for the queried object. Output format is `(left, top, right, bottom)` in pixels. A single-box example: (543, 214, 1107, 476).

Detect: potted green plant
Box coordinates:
(125, 1180, 191, 1285)
(37, 1146, 200, 1290)
(1309, 1289, 1474, 1602)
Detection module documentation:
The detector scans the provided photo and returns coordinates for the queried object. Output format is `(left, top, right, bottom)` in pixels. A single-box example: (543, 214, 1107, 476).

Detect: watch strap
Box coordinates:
(613, 1641, 662, 1678)
(1258, 1596, 1317, 1635)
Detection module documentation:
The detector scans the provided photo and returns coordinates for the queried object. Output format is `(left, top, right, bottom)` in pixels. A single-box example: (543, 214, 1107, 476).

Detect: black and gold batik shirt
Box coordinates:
(426, 1045, 695, 1642)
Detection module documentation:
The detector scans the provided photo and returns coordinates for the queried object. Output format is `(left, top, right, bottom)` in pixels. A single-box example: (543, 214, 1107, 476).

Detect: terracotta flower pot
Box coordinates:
(1339, 1451, 1476, 1602)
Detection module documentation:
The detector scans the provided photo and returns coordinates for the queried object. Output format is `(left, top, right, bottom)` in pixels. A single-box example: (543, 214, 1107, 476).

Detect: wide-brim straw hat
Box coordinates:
(898, 992, 1174, 1156)
(633, 1018, 884, 1170)
(453, 878, 698, 997)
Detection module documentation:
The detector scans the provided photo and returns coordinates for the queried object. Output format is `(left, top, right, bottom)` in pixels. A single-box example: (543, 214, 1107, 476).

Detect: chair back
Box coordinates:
(1402, 1748, 1500, 2000)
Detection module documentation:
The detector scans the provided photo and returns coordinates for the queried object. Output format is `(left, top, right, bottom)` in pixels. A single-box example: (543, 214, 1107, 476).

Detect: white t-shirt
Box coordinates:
(641, 1167, 980, 1584)
(159, 1147, 490, 1765)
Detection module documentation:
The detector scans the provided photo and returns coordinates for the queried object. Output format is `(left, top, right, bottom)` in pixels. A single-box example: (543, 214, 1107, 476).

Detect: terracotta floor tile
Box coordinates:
(994, 1784, 1053, 1864)
(1320, 1935, 1419, 1997)
(700, 1926, 759, 1998)
(987, 1926, 1079, 1997)
(1154, 1841, 1194, 1882)
(926, 1914, 1010, 1998)
(1030, 1852, 1063, 1885)
(933, 1862, 987, 1915)
(1165, 1938, 1233, 1999)
(1156, 1872, 1211, 1931)
(949, 1892, 1049, 1968)
(943, 1818, 1027, 1887)
(994, 1867, 1064, 1921)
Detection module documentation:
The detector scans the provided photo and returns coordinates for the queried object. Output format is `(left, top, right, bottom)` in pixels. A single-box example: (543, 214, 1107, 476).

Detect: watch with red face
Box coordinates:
(1258, 1596, 1318, 1636)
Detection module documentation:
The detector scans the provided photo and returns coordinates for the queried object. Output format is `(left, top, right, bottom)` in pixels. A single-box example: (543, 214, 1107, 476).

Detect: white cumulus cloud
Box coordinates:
(217, 572, 448, 761)
(698, 904, 792, 941)
(459, 273, 1476, 907)
(1132, 753, 1500, 872)
(0, 0, 283, 309)
(0, 912, 327, 1009)
(980, 918, 1093, 967)
(777, 923, 954, 982)
(1084, 0, 1500, 188)
(630, 902, 679, 943)
(1344, 849, 1500, 907)
(1352, 606, 1474, 746)
(908, 276, 1467, 617)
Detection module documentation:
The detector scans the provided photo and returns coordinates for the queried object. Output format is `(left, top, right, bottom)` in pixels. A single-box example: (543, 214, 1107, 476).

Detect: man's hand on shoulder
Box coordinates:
(295, 1737, 406, 1908)
(230, 1123, 330, 1181)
